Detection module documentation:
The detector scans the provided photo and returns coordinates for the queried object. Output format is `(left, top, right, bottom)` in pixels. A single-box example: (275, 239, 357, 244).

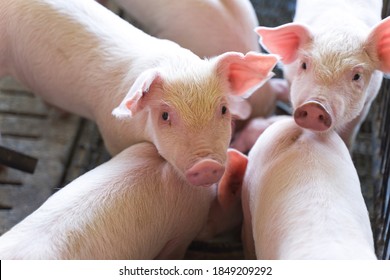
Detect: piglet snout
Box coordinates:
(293, 100, 332, 131)
(186, 159, 225, 186)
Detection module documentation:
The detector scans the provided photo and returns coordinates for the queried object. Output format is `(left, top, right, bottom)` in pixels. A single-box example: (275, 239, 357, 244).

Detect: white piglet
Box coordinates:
(0, 143, 248, 259)
(242, 118, 376, 259)
(256, 0, 390, 148)
(0, 0, 277, 186)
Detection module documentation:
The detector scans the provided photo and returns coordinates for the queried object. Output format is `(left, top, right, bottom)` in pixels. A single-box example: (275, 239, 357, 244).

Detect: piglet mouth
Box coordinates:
(185, 159, 225, 187)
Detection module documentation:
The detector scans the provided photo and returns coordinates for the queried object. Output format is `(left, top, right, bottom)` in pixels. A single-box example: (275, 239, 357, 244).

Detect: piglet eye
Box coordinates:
(161, 112, 169, 121)
(221, 105, 228, 115)
(301, 62, 307, 70)
(353, 73, 361, 81)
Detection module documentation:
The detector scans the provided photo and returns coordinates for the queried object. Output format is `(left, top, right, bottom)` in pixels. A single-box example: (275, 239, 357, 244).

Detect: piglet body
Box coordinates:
(242, 118, 376, 259)
(0, 143, 247, 259)
(256, 0, 390, 148)
(111, 0, 258, 59)
(0, 0, 277, 186)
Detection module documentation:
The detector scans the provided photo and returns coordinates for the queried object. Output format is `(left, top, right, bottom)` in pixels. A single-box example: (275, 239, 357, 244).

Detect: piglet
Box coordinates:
(241, 118, 376, 259)
(0, 143, 247, 260)
(0, 0, 277, 186)
(256, 0, 390, 148)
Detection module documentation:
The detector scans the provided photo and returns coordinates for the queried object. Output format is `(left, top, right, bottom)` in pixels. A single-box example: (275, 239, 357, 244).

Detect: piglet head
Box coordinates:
(256, 24, 336, 133)
(113, 51, 277, 186)
(256, 20, 390, 144)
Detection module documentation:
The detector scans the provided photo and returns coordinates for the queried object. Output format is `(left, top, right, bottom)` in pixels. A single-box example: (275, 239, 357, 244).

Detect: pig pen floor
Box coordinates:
(0, 0, 385, 260)
(0, 77, 110, 235)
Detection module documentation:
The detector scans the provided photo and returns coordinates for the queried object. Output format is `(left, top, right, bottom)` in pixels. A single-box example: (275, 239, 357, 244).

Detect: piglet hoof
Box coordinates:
(293, 100, 332, 131)
(185, 159, 225, 187)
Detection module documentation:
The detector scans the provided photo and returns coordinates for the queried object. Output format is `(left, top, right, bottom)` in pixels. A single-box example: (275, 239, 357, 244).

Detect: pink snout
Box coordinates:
(185, 159, 225, 186)
(293, 100, 332, 131)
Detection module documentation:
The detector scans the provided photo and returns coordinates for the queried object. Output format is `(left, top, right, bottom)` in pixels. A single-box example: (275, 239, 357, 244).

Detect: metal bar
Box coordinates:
(0, 146, 38, 174)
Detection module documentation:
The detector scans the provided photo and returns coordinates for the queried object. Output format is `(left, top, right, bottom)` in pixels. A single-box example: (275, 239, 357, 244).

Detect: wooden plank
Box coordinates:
(0, 167, 26, 186)
(0, 115, 44, 139)
(0, 94, 49, 116)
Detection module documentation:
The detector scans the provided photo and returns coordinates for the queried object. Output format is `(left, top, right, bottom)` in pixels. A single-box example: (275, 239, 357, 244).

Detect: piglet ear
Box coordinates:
(112, 69, 162, 118)
(195, 148, 248, 240)
(217, 148, 248, 209)
(255, 23, 312, 64)
(365, 16, 390, 73)
(215, 51, 278, 97)
(227, 96, 252, 120)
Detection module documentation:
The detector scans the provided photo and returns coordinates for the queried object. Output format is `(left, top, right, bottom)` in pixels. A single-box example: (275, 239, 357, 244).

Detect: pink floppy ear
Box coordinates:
(216, 51, 279, 97)
(365, 16, 390, 73)
(255, 23, 312, 64)
(112, 69, 162, 118)
(217, 148, 248, 209)
(195, 148, 248, 240)
(227, 96, 252, 120)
